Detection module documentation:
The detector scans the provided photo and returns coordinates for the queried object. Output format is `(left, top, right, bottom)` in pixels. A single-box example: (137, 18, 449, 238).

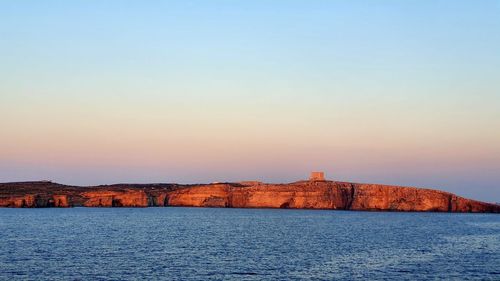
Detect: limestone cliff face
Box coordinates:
(0, 195, 35, 208)
(152, 181, 499, 212)
(81, 190, 149, 207)
(164, 183, 344, 209)
(166, 184, 231, 207)
(231, 182, 353, 209)
(0, 194, 70, 208)
(348, 184, 499, 212)
(349, 184, 451, 212)
(0, 181, 498, 212)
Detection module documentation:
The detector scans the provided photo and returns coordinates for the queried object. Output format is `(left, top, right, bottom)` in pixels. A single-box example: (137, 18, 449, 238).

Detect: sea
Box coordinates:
(0, 207, 499, 280)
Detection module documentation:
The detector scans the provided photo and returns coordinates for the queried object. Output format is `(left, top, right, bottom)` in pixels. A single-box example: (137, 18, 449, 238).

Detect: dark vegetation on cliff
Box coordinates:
(0, 180, 498, 213)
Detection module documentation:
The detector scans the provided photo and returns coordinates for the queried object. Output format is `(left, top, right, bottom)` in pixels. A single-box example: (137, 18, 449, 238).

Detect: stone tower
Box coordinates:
(309, 171, 325, 181)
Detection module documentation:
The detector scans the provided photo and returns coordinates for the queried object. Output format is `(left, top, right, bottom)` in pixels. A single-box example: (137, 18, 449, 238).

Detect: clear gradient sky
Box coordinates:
(1, 1, 499, 201)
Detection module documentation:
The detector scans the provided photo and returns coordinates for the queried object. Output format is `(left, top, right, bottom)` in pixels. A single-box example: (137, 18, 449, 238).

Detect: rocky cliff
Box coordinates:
(0, 180, 498, 212)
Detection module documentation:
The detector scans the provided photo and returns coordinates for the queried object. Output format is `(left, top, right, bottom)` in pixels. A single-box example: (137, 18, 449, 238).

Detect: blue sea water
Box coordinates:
(0, 208, 499, 280)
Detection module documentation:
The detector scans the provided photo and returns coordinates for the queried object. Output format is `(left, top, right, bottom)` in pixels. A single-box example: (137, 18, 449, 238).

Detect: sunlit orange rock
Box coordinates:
(0, 194, 70, 207)
(0, 180, 499, 212)
(82, 190, 149, 207)
(166, 184, 231, 207)
(230, 181, 353, 209)
(349, 184, 450, 211)
(50, 195, 70, 207)
(0, 195, 36, 208)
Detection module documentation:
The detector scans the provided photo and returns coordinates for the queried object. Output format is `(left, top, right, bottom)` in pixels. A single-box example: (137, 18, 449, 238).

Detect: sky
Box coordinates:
(1, 0, 499, 202)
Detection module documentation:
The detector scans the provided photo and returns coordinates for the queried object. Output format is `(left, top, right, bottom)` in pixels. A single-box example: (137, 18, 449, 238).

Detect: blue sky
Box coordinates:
(1, 1, 499, 201)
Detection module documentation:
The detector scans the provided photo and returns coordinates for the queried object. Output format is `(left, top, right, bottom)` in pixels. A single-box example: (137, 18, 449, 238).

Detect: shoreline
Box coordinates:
(1, 180, 499, 213)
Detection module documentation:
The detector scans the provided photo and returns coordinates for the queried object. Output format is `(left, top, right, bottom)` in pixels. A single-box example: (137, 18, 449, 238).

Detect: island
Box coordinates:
(1, 173, 499, 213)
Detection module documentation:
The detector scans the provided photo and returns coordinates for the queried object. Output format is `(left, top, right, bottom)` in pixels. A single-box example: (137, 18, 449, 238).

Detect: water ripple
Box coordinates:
(0, 208, 498, 280)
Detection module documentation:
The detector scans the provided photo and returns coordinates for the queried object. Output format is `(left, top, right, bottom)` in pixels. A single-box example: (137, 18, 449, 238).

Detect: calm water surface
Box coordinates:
(0, 208, 499, 280)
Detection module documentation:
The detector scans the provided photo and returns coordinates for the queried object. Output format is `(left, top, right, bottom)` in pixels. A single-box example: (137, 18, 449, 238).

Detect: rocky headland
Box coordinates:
(1, 180, 499, 212)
